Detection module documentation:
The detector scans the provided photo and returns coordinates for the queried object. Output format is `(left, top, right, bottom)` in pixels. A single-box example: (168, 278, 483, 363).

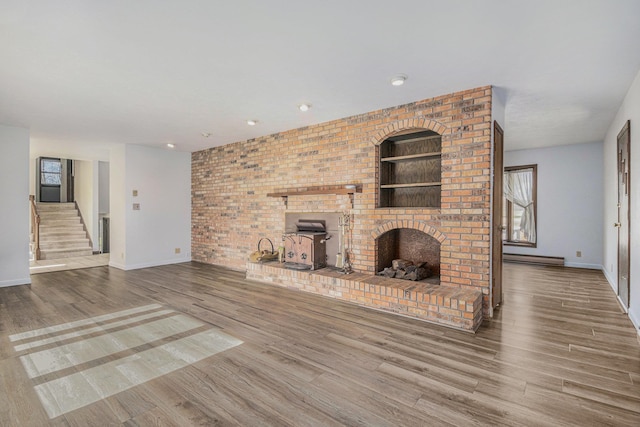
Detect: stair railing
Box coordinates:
(29, 195, 41, 260)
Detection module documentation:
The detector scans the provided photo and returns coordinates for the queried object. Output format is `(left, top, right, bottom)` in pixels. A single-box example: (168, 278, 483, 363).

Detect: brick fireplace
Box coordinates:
(192, 86, 496, 331)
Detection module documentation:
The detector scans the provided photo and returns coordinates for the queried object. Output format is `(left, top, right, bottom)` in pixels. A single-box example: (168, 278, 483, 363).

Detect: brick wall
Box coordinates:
(192, 86, 494, 315)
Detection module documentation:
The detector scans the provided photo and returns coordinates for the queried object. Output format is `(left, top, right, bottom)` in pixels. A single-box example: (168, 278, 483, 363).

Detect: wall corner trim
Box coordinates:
(601, 265, 616, 293)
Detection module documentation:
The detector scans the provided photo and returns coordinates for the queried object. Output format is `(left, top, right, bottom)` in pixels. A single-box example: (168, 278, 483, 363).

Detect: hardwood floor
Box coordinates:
(1, 262, 639, 426)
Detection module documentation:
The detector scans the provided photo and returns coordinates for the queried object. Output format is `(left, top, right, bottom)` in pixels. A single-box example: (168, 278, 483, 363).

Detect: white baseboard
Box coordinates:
(110, 257, 192, 271)
(616, 295, 629, 314)
(108, 261, 126, 270)
(564, 262, 602, 270)
(601, 266, 639, 337)
(629, 309, 640, 336)
(0, 277, 32, 287)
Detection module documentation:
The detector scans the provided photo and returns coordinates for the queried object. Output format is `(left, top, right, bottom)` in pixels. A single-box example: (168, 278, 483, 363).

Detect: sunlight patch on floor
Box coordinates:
(9, 304, 242, 419)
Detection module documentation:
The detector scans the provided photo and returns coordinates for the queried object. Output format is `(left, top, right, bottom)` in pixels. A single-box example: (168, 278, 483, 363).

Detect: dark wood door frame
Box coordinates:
(491, 121, 504, 311)
(617, 120, 630, 309)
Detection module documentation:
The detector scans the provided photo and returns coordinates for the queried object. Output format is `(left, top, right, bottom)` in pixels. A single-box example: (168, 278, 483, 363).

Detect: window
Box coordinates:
(503, 164, 537, 247)
(40, 158, 62, 185)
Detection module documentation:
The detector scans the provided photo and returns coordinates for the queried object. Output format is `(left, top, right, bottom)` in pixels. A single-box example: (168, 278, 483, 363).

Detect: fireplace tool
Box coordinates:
(338, 212, 353, 274)
(335, 220, 344, 269)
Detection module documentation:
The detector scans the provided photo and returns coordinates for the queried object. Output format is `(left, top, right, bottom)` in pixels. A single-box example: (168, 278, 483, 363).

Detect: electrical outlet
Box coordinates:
(175, 248, 181, 254)
(132, 203, 140, 210)
(132, 189, 138, 197)
(576, 251, 582, 257)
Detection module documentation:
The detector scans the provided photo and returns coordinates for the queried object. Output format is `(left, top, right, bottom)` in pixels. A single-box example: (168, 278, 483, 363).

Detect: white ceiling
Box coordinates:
(2, 0, 640, 159)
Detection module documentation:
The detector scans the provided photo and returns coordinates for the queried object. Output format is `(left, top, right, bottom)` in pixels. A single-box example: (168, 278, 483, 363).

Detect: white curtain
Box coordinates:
(504, 169, 536, 244)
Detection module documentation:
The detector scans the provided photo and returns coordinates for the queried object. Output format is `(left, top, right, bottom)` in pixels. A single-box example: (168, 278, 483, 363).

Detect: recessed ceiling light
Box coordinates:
(298, 103, 311, 112)
(201, 132, 211, 138)
(390, 75, 407, 86)
(166, 143, 175, 148)
(247, 119, 258, 126)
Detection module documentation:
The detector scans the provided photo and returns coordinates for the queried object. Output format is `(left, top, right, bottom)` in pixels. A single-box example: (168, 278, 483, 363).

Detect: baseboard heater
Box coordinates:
(503, 253, 565, 266)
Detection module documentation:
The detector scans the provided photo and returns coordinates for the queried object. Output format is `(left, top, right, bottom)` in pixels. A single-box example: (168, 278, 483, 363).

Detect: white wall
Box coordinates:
(0, 125, 31, 287)
(99, 161, 110, 214)
(29, 156, 36, 197)
(109, 145, 127, 269)
(504, 142, 604, 269)
(492, 87, 506, 131)
(109, 144, 191, 270)
(603, 68, 640, 331)
(30, 140, 111, 162)
(75, 160, 100, 251)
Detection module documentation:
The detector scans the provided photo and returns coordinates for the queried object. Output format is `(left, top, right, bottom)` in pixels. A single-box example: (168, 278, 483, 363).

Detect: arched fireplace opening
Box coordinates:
(376, 228, 440, 283)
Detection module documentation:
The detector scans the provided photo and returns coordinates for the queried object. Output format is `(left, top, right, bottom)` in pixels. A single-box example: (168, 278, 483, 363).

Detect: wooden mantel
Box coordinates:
(267, 186, 361, 208)
(266, 187, 361, 197)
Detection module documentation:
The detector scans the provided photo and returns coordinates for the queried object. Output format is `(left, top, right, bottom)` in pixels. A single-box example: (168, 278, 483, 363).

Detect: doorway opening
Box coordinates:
(616, 120, 630, 309)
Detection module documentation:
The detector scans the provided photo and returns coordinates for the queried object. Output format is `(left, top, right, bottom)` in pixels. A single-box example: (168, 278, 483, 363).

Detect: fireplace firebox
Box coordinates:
(376, 228, 440, 281)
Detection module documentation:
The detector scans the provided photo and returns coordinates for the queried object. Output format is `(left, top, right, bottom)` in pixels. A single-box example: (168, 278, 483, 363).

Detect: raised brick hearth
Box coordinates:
(247, 262, 483, 331)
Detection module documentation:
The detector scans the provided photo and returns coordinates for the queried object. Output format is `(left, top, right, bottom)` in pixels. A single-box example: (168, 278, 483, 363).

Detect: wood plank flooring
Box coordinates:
(1, 262, 639, 426)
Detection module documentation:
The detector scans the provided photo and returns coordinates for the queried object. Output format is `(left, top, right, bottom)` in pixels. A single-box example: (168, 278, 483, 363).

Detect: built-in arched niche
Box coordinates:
(378, 130, 441, 208)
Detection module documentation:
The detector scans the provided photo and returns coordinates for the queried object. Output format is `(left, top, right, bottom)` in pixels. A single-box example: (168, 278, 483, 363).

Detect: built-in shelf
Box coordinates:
(380, 182, 441, 189)
(379, 130, 442, 208)
(380, 152, 442, 163)
(268, 186, 361, 208)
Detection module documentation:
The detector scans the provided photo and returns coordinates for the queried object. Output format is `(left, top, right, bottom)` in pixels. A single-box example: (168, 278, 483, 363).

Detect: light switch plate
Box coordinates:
(133, 203, 140, 210)
(132, 190, 138, 197)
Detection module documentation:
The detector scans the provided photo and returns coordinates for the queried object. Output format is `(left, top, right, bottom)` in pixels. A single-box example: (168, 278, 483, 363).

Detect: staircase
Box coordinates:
(36, 203, 93, 260)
